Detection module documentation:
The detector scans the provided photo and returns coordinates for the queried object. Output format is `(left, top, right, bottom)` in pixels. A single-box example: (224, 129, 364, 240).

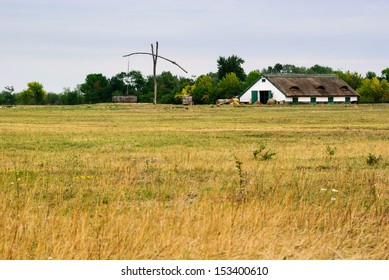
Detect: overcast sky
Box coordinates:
(1, 0, 389, 93)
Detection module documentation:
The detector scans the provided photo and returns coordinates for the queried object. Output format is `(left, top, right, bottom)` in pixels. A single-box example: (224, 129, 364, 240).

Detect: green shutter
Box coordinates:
(251, 91, 258, 103)
(310, 97, 316, 104)
(328, 97, 334, 104)
(345, 97, 351, 103)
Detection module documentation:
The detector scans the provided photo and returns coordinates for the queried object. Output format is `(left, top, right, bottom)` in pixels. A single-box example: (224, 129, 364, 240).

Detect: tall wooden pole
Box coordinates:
(151, 42, 159, 105)
(126, 59, 130, 95)
(123, 42, 187, 105)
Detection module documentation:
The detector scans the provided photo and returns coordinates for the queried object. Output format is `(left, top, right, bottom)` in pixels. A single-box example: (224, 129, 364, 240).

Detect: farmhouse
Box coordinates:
(240, 75, 359, 104)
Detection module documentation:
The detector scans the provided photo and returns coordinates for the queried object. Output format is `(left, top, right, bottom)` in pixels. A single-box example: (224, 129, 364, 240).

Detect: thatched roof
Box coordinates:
(266, 75, 360, 97)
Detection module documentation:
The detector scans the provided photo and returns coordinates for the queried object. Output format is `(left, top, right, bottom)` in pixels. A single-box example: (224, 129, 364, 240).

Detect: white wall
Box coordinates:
(286, 96, 359, 104)
(316, 97, 328, 103)
(240, 77, 286, 103)
(334, 97, 358, 103)
(350, 96, 358, 102)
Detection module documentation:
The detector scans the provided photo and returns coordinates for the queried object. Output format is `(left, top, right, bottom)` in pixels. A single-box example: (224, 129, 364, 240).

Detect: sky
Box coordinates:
(1, 0, 389, 93)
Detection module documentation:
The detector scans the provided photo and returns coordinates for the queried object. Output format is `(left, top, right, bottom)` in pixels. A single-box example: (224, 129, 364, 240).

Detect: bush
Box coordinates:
(253, 143, 277, 161)
(366, 153, 381, 166)
(326, 146, 336, 156)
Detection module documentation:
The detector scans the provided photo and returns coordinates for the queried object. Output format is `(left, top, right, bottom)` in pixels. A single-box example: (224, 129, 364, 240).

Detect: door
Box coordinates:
(260, 91, 269, 104)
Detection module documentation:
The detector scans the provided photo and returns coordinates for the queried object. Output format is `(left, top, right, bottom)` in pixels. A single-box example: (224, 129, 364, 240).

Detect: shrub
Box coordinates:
(253, 143, 276, 161)
(261, 150, 277, 161)
(326, 146, 336, 156)
(366, 153, 381, 166)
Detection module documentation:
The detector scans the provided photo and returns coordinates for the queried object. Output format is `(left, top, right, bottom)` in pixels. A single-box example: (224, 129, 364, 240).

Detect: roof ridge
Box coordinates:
(265, 74, 338, 78)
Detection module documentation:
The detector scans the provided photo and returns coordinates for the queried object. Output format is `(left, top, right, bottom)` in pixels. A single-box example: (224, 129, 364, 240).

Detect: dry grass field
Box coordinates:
(0, 103, 388, 260)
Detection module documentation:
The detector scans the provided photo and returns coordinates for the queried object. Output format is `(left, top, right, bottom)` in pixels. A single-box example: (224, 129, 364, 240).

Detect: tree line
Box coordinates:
(1, 56, 389, 105)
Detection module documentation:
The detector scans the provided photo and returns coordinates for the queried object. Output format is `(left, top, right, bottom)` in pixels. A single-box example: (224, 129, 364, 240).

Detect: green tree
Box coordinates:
(157, 71, 180, 104)
(273, 63, 283, 73)
(19, 90, 33, 104)
(0, 86, 15, 105)
(176, 84, 195, 103)
(137, 71, 190, 104)
(46, 93, 62, 105)
(19, 81, 47, 105)
(112, 70, 148, 101)
(80, 73, 109, 103)
(308, 64, 334, 74)
(335, 71, 363, 90)
(0, 92, 6, 105)
(243, 70, 261, 90)
(138, 76, 155, 103)
(366, 71, 377, 79)
(216, 72, 242, 101)
(262, 63, 308, 74)
(283, 64, 307, 74)
(381, 68, 389, 81)
(381, 79, 389, 102)
(62, 87, 83, 105)
(357, 77, 389, 103)
(128, 70, 146, 94)
(217, 55, 246, 81)
(109, 72, 128, 96)
(108, 71, 148, 98)
(191, 75, 215, 104)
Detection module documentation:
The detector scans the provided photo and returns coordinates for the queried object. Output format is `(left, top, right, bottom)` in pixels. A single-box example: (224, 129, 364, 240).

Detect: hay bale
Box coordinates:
(267, 98, 277, 105)
(216, 99, 231, 105)
(230, 98, 240, 106)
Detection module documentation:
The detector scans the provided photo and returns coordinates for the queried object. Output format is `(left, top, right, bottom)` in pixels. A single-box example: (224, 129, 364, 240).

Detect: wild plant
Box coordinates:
(253, 142, 276, 161)
(326, 146, 336, 157)
(366, 153, 381, 166)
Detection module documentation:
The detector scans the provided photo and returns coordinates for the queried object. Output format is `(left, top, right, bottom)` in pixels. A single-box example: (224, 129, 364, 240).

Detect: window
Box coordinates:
(290, 86, 300, 91)
(328, 97, 334, 104)
(261, 78, 266, 83)
(292, 97, 299, 104)
(345, 97, 351, 103)
(310, 97, 317, 104)
(340, 86, 349, 92)
(316, 85, 325, 90)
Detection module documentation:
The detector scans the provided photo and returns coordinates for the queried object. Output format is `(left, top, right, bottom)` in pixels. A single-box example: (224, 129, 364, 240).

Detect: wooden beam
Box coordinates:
(123, 42, 188, 104)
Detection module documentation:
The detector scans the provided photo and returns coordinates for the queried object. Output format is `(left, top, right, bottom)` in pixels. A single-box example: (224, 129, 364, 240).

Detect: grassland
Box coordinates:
(0, 103, 388, 260)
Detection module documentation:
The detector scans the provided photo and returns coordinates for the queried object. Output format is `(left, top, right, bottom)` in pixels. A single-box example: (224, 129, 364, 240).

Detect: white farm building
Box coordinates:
(240, 75, 359, 104)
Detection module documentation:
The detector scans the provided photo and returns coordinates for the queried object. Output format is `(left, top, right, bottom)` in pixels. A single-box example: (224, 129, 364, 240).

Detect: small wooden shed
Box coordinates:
(182, 95, 194, 105)
(112, 95, 137, 103)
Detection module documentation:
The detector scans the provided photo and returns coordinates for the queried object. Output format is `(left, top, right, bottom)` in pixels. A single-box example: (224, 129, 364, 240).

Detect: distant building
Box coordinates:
(240, 75, 359, 104)
(182, 95, 194, 105)
(112, 95, 137, 103)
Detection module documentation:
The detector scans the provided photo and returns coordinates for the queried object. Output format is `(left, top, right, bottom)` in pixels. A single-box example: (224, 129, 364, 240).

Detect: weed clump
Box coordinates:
(326, 146, 336, 157)
(366, 153, 381, 166)
(253, 142, 276, 161)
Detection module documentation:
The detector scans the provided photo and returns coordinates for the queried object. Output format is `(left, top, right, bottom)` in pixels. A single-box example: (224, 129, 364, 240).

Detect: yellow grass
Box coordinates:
(0, 104, 388, 259)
